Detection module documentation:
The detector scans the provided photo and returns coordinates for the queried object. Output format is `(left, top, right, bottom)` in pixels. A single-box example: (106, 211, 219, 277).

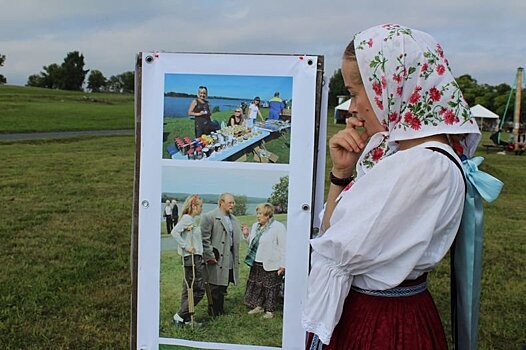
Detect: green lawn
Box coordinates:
(159, 243, 283, 347)
(0, 132, 526, 350)
(0, 136, 133, 349)
(0, 118, 524, 348)
(0, 85, 134, 133)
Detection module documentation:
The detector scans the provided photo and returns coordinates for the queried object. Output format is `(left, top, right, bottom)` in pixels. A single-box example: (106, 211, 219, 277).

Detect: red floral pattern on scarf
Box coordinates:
(353, 24, 480, 157)
(342, 134, 389, 192)
(359, 135, 389, 170)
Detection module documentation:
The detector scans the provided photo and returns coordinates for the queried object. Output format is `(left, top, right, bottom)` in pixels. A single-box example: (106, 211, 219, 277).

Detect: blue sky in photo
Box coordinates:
(165, 74, 293, 101)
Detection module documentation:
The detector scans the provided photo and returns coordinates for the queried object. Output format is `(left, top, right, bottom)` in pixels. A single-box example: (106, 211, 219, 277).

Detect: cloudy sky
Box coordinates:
(0, 0, 523, 87)
(162, 165, 288, 199)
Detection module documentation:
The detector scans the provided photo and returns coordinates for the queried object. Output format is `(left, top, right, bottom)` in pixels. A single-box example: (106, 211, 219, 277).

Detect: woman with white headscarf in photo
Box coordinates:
(302, 24, 483, 349)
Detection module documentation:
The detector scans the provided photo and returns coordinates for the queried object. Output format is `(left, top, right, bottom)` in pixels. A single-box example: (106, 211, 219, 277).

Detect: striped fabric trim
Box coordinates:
(351, 281, 427, 297)
(309, 334, 324, 350)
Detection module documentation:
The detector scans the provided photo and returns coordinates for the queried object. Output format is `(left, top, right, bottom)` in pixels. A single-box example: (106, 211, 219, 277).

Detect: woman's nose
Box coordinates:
(348, 99, 356, 113)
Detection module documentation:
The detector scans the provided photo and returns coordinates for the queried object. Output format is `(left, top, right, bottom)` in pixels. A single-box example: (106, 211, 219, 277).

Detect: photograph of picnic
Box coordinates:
(162, 73, 293, 163)
(159, 166, 290, 347)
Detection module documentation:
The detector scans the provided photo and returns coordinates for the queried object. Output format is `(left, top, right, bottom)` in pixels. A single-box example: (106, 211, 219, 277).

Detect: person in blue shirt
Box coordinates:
(268, 92, 285, 120)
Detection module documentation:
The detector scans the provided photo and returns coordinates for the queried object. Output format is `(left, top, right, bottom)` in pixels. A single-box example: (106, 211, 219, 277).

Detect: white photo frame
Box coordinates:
(132, 52, 325, 350)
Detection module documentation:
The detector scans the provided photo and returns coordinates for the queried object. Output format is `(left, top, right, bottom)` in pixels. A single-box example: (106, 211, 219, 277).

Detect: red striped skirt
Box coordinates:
(306, 274, 447, 350)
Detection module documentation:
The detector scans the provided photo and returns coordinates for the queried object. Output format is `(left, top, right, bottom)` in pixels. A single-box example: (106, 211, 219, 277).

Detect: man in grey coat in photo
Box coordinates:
(201, 193, 241, 316)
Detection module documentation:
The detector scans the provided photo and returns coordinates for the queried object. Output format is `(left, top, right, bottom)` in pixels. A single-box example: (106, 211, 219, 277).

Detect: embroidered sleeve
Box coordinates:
(303, 146, 465, 344)
(302, 252, 354, 345)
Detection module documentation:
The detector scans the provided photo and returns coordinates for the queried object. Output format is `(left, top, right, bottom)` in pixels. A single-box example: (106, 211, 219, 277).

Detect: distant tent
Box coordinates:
(334, 99, 351, 124)
(470, 104, 499, 131)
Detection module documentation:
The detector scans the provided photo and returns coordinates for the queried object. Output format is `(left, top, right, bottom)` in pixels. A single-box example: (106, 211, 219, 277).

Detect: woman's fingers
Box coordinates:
(346, 116, 364, 128)
(346, 116, 369, 138)
(328, 116, 368, 172)
(345, 117, 366, 148)
(331, 121, 365, 153)
(330, 131, 361, 153)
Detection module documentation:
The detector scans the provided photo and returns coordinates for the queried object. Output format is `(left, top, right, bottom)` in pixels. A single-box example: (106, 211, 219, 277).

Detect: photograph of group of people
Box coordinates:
(188, 88, 288, 135)
(162, 73, 293, 164)
(159, 166, 290, 348)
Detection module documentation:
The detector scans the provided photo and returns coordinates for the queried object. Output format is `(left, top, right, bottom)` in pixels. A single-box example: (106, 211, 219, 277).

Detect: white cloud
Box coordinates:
(0, 0, 523, 85)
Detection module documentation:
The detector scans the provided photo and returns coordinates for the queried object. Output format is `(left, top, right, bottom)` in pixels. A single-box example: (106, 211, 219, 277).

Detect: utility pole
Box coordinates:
(513, 67, 523, 146)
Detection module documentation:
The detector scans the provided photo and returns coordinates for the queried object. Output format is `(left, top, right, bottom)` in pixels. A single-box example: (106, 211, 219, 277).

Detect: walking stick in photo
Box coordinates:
(182, 251, 196, 328)
(189, 252, 196, 328)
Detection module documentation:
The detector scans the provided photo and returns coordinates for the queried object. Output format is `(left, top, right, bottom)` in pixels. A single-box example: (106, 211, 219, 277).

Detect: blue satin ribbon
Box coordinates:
(453, 156, 503, 350)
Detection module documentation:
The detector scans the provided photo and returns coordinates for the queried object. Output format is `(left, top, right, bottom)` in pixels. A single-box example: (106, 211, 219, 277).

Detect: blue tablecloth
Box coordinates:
(170, 129, 270, 161)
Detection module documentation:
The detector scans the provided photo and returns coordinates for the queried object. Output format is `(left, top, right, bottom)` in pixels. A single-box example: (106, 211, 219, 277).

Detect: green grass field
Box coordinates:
(0, 86, 524, 349)
(0, 136, 134, 349)
(0, 85, 134, 133)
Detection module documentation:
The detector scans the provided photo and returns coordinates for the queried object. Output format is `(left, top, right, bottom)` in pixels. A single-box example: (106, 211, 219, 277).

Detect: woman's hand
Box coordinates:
(329, 117, 370, 177)
(187, 246, 195, 254)
(242, 224, 249, 238)
(277, 267, 285, 276)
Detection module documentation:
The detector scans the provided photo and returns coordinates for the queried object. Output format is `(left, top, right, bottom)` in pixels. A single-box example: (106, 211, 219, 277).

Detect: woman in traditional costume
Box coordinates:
(302, 24, 482, 349)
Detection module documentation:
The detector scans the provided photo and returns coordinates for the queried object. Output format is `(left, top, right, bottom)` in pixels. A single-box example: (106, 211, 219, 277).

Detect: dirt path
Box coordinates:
(0, 129, 134, 141)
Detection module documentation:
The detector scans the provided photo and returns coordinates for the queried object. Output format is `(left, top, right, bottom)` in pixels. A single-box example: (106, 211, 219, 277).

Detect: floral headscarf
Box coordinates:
(353, 24, 480, 157)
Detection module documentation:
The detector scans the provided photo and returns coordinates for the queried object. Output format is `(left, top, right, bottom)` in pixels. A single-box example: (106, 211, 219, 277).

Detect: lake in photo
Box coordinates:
(164, 96, 248, 118)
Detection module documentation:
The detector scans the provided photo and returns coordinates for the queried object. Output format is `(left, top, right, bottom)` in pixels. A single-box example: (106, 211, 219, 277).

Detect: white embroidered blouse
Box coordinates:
(302, 141, 465, 345)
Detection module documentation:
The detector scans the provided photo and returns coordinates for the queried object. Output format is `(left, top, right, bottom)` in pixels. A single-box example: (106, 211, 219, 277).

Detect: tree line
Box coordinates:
(328, 69, 525, 123)
(160, 176, 289, 217)
(0, 51, 134, 93)
(2, 49, 523, 121)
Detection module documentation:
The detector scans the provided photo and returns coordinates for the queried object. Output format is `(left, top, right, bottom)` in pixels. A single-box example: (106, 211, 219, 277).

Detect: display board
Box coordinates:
(131, 52, 327, 350)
